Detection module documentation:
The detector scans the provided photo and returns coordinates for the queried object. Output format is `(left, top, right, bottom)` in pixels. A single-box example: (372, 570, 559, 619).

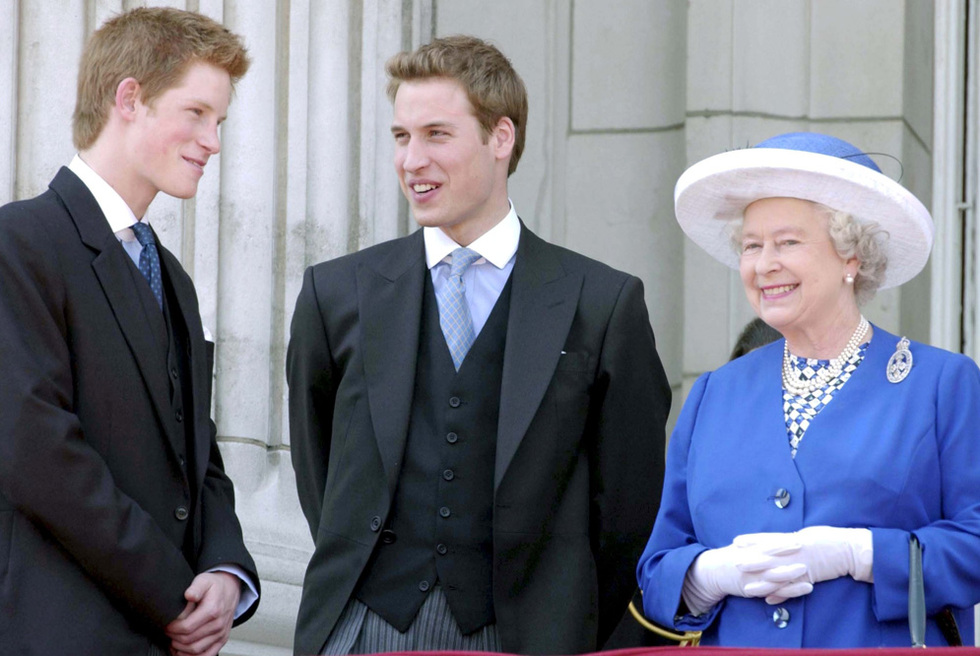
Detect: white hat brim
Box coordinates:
(674, 148, 934, 289)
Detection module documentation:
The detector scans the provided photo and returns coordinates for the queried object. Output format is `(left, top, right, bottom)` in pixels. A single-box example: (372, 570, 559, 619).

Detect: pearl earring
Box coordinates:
(845, 273, 855, 284)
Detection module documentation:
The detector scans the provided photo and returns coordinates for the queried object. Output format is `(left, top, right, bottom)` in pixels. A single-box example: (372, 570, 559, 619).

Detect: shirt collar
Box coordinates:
(69, 154, 141, 236)
(423, 201, 520, 270)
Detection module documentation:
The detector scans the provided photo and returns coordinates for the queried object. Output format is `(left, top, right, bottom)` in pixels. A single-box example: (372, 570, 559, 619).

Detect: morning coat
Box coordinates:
(288, 224, 670, 655)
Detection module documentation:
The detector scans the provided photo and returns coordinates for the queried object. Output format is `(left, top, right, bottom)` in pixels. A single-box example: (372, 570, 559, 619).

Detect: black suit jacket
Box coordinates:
(288, 224, 669, 655)
(0, 168, 258, 654)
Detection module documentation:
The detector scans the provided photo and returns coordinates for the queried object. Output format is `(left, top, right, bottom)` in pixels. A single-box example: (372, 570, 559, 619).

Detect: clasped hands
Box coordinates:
(165, 571, 242, 656)
(682, 526, 873, 616)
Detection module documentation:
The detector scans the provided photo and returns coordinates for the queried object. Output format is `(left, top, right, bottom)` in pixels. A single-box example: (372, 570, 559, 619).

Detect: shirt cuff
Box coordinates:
(207, 564, 259, 619)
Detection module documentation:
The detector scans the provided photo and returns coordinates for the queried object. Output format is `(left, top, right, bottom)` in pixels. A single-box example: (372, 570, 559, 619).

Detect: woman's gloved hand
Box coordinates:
(681, 539, 812, 616)
(733, 526, 874, 604)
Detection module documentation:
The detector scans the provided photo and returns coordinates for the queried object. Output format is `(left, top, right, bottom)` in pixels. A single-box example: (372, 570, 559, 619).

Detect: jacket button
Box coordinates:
(439, 506, 451, 518)
(446, 432, 458, 444)
(380, 529, 397, 544)
(772, 607, 790, 628)
(418, 580, 430, 592)
(175, 409, 183, 423)
(171, 367, 179, 380)
(442, 469, 455, 481)
(774, 488, 791, 509)
(174, 506, 189, 521)
(370, 516, 382, 531)
(436, 543, 448, 555)
(448, 396, 461, 408)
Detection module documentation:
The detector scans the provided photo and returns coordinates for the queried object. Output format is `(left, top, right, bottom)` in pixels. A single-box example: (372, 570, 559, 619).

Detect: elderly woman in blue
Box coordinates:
(637, 132, 980, 647)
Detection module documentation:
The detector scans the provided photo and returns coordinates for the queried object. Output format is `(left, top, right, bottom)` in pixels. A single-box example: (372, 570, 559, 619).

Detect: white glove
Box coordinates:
(734, 526, 874, 604)
(681, 540, 812, 616)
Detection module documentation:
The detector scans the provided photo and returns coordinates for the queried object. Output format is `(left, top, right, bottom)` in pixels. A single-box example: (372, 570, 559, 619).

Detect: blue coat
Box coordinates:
(637, 325, 980, 647)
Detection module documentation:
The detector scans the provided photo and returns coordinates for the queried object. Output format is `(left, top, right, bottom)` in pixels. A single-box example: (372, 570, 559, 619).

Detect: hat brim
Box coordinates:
(674, 148, 934, 289)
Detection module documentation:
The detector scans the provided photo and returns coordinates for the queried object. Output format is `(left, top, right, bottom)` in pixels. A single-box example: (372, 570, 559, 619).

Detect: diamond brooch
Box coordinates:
(886, 337, 913, 383)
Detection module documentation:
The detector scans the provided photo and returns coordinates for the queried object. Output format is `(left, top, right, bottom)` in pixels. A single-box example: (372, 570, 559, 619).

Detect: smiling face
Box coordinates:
(124, 61, 231, 214)
(391, 77, 513, 246)
(739, 197, 859, 341)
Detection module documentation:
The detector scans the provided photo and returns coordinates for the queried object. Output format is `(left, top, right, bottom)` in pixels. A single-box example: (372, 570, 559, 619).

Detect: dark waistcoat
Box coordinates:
(141, 265, 197, 563)
(357, 273, 512, 634)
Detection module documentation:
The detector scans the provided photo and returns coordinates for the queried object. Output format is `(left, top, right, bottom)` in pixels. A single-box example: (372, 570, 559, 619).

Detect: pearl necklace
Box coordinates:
(782, 316, 869, 396)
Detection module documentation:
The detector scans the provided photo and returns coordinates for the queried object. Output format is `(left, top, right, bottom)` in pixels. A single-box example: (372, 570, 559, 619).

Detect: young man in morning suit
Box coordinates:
(288, 35, 670, 655)
(0, 8, 259, 656)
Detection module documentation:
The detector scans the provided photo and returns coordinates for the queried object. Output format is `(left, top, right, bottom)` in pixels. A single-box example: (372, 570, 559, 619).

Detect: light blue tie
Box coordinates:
(437, 247, 482, 371)
(130, 221, 163, 310)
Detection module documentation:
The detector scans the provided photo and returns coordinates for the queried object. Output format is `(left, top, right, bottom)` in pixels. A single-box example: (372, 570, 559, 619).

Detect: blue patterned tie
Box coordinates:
(437, 247, 482, 371)
(130, 221, 163, 310)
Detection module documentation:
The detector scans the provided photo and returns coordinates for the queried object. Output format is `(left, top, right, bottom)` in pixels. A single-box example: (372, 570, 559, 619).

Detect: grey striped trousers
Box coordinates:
(321, 586, 501, 655)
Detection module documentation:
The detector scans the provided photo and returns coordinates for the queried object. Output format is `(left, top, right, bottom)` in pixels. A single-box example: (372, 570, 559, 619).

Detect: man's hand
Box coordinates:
(165, 571, 241, 656)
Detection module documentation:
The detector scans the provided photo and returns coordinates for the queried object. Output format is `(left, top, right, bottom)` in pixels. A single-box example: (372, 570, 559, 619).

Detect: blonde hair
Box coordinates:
(386, 35, 528, 176)
(73, 7, 250, 150)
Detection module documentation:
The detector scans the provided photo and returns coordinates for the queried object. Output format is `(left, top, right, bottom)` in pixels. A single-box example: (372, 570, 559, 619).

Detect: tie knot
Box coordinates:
(130, 221, 155, 247)
(450, 247, 481, 278)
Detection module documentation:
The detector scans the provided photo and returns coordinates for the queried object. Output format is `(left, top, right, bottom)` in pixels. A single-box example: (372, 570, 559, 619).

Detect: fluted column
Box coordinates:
(0, 1, 17, 202)
(12, 1, 83, 200)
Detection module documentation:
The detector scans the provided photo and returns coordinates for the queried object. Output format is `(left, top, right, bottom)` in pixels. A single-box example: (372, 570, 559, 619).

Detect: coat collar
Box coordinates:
(358, 231, 427, 495)
(495, 224, 582, 488)
(50, 167, 190, 466)
(730, 322, 902, 475)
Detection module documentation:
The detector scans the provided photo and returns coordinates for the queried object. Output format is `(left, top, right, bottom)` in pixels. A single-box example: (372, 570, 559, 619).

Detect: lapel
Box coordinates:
(357, 231, 427, 496)
(50, 168, 184, 459)
(159, 244, 211, 487)
(495, 224, 583, 489)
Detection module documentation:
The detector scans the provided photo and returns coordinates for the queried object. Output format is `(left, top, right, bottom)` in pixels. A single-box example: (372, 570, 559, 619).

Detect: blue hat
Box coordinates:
(674, 132, 933, 289)
(755, 132, 882, 173)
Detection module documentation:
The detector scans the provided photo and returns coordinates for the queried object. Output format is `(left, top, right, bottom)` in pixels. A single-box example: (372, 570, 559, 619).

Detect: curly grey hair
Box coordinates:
(729, 202, 889, 305)
(823, 206, 888, 304)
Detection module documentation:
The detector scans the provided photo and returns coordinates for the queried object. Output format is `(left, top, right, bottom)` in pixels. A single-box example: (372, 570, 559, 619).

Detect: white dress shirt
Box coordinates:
(423, 202, 519, 337)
